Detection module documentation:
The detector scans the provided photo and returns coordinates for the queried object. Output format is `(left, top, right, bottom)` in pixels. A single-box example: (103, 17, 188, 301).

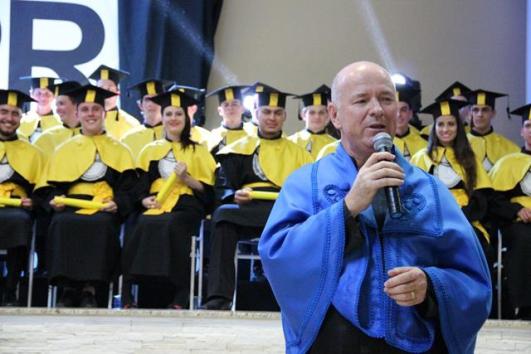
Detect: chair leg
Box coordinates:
(27, 228, 36, 307)
(189, 236, 197, 310)
(497, 230, 503, 320)
(198, 222, 205, 307)
(107, 282, 114, 309)
(232, 250, 239, 312)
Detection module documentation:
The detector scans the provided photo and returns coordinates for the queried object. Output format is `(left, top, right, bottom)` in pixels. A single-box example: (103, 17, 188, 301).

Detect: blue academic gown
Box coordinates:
(259, 143, 492, 354)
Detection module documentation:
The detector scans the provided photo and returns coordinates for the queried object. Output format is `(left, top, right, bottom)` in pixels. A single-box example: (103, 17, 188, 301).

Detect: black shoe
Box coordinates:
(2, 290, 19, 307)
(57, 289, 78, 308)
(200, 297, 232, 310)
(79, 291, 98, 308)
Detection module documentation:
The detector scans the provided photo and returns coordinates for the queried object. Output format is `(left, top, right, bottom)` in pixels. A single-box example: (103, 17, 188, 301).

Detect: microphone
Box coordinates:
(372, 132, 403, 218)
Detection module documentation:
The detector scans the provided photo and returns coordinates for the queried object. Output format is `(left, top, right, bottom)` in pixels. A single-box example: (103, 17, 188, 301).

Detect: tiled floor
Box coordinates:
(0, 308, 530, 353)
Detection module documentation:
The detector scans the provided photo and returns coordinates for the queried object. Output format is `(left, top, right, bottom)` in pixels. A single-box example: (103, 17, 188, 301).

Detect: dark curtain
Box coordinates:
(118, 0, 223, 125)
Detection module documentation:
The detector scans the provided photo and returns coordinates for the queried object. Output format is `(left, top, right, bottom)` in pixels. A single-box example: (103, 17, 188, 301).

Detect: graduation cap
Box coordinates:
(395, 86, 418, 108)
(246, 81, 288, 95)
(0, 89, 35, 109)
(148, 89, 198, 111)
(435, 81, 472, 101)
(242, 82, 291, 108)
(19, 76, 59, 91)
(294, 88, 330, 108)
(88, 65, 129, 85)
(67, 84, 117, 106)
(168, 84, 205, 102)
(127, 79, 171, 98)
(206, 85, 247, 104)
(420, 99, 469, 120)
(510, 103, 531, 124)
(54, 81, 82, 96)
(465, 89, 506, 109)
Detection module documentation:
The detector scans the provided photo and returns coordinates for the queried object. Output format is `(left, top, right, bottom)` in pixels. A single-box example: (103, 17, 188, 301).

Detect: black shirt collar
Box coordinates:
(470, 126, 494, 137)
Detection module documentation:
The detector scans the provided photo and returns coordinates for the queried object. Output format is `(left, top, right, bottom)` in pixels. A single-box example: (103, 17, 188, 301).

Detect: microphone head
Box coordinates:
(372, 132, 393, 152)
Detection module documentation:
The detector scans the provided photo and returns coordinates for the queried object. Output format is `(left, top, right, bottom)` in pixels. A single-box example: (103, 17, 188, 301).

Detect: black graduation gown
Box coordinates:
(122, 161, 213, 304)
(46, 167, 137, 284)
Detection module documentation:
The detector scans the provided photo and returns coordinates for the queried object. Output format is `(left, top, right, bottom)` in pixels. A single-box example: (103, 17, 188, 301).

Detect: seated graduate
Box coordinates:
(288, 85, 337, 160)
(420, 81, 472, 139)
(169, 84, 212, 146)
(259, 62, 491, 354)
(392, 84, 426, 160)
(205, 85, 255, 155)
(17, 76, 62, 142)
(411, 98, 494, 258)
(0, 89, 45, 306)
(34, 81, 83, 157)
(201, 84, 314, 310)
(465, 89, 519, 172)
(122, 90, 216, 309)
(488, 103, 531, 320)
(121, 79, 169, 160)
(88, 65, 140, 140)
(45, 85, 137, 307)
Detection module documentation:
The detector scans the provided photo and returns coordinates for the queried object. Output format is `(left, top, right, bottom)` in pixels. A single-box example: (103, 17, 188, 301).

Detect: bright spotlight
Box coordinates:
(391, 73, 407, 86)
(243, 94, 256, 111)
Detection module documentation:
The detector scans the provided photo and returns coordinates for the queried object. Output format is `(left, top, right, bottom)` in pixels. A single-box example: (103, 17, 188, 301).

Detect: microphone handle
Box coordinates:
(384, 186, 402, 218)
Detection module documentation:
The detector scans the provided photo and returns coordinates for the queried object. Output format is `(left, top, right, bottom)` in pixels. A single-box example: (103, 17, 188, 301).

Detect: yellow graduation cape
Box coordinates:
(288, 130, 337, 160)
(0, 139, 45, 187)
(137, 139, 216, 214)
(410, 146, 492, 241)
(208, 125, 252, 151)
(217, 136, 314, 187)
(104, 109, 140, 140)
(121, 124, 165, 159)
(47, 134, 134, 183)
(489, 152, 531, 209)
(18, 111, 62, 139)
(34, 125, 81, 157)
(467, 131, 520, 170)
(393, 128, 427, 160)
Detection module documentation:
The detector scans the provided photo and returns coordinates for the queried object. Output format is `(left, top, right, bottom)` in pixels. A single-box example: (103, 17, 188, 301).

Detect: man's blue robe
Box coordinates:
(259, 143, 492, 354)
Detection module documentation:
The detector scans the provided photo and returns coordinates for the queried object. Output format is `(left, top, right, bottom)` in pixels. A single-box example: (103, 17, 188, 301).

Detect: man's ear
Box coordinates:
(328, 102, 340, 129)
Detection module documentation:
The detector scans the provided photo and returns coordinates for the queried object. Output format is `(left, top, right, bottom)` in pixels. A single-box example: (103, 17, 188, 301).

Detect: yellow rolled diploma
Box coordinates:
(53, 196, 107, 210)
(155, 172, 177, 204)
(0, 197, 23, 207)
(248, 191, 279, 201)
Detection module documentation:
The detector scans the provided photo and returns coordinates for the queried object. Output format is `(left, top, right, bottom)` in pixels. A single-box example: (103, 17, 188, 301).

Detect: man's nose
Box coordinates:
(368, 98, 384, 115)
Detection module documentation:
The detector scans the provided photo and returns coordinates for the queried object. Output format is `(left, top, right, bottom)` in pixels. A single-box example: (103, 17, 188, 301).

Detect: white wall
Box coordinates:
(206, 0, 526, 144)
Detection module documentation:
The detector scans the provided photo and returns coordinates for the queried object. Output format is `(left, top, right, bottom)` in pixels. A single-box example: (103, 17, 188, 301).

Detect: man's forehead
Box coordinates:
(0, 104, 21, 112)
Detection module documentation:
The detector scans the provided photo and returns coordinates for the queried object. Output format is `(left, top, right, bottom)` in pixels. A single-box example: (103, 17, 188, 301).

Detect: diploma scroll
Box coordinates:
(0, 197, 23, 207)
(53, 196, 107, 210)
(155, 173, 177, 204)
(248, 191, 279, 201)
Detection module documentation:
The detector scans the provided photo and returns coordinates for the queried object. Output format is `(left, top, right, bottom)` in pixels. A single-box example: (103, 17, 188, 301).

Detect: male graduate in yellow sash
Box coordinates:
(170, 84, 212, 146)
(17, 76, 62, 141)
(33, 81, 82, 157)
(420, 81, 472, 139)
(488, 103, 531, 320)
(289, 86, 337, 159)
(206, 85, 255, 155)
(120, 79, 168, 159)
(89, 64, 139, 140)
(392, 85, 426, 160)
(44, 85, 137, 307)
(466, 89, 519, 172)
(0, 89, 45, 306)
(201, 85, 313, 310)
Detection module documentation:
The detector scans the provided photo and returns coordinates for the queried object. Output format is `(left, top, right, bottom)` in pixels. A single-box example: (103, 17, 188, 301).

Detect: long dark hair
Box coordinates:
(163, 106, 196, 150)
(427, 114, 477, 196)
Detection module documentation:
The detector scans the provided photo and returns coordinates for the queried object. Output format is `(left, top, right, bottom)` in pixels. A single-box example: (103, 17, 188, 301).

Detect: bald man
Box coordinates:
(259, 62, 491, 354)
